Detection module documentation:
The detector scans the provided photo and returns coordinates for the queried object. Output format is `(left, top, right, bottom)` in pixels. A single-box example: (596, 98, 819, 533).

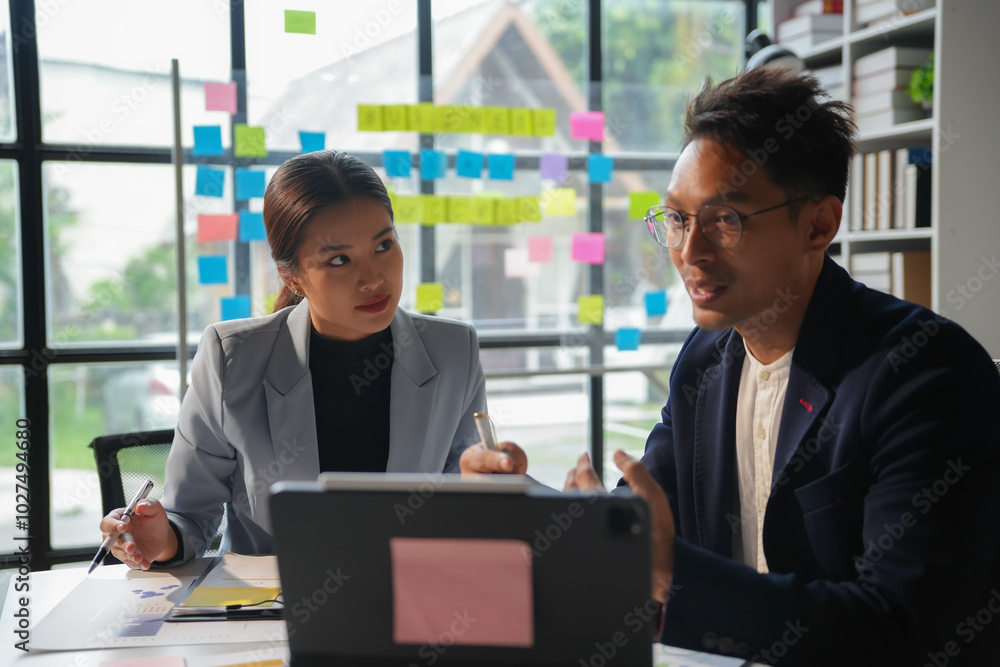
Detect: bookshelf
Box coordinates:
(771, 1, 1000, 356)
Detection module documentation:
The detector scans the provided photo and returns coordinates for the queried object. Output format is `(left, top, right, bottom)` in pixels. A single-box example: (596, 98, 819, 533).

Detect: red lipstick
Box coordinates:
(356, 295, 390, 313)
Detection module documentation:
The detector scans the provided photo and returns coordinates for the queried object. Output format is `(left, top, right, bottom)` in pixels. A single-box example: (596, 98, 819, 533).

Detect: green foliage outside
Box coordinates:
(908, 55, 934, 106)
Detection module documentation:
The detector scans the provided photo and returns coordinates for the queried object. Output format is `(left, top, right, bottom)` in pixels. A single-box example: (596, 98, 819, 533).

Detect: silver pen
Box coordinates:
(88, 479, 154, 574)
(474, 412, 499, 451)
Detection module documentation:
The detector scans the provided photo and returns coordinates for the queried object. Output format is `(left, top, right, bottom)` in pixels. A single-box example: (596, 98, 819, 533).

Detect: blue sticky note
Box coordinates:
(456, 150, 484, 178)
(235, 168, 267, 200)
(420, 149, 446, 181)
(488, 153, 515, 180)
(645, 290, 668, 316)
(220, 295, 251, 321)
(195, 165, 226, 197)
(192, 125, 224, 156)
(588, 154, 614, 183)
(384, 150, 412, 178)
(616, 328, 642, 351)
(198, 255, 228, 285)
(299, 131, 325, 153)
(239, 211, 267, 242)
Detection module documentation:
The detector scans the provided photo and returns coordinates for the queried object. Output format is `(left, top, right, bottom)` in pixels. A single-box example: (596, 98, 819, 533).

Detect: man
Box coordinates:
(567, 67, 1000, 665)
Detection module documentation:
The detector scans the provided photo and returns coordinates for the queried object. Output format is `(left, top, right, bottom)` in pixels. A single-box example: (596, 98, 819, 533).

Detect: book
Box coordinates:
(893, 147, 909, 229)
(777, 13, 844, 40)
(855, 106, 925, 133)
(891, 251, 931, 308)
(853, 88, 918, 115)
(778, 30, 842, 53)
(852, 251, 892, 292)
(876, 149, 894, 230)
(904, 161, 932, 229)
(812, 64, 845, 90)
(853, 67, 916, 97)
(794, 0, 844, 16)
(850, 153, 864, 231)
(854, 46, 933, 78)
(863, 151, 878, 231)
(854, 0, 935, 26)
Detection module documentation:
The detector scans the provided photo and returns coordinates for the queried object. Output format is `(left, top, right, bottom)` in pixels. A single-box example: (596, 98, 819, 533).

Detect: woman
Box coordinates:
(99, 150, 525, 568)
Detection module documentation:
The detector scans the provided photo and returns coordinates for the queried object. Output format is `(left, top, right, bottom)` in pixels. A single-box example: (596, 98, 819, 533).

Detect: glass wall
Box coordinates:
(0, 159, 19, 347)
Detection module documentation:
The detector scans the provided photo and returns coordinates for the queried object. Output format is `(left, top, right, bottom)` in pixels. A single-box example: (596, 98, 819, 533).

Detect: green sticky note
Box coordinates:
(578, 295, 605, 325)
(436, 105, 463, 133)
(447, 197, 474, 224)
(510, 108, 533, 136)
(357, 105, 385, 132)
(394, 195, 424, 224)
(483, 107, 510, 135)
(234, 124, 267, 157)
(533, 109, 557, 137)
(383, 105, 410, 131)
(472, 197, 496, 225)
(410, 104, 436, 133)
(284, 10, 316, 35)
(416, 283, 444, 313)
(460, 106, 484, 134)
(544, 188, 577, 217)
(517, 196, 542, 223)
(495, 198, 517, 226)
(629, 191, 661, 219)
(422, 195, 447, 225)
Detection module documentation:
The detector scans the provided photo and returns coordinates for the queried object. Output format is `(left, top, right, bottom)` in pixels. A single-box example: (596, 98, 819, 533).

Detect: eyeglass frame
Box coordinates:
(644, 197, 818, 249)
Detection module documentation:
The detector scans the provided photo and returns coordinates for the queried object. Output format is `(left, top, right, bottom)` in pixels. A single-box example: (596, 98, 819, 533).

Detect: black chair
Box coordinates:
(89, 429, 225, 563)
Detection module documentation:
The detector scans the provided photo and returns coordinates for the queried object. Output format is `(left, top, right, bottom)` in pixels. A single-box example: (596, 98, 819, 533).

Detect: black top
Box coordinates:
(309, 326, 393, 473)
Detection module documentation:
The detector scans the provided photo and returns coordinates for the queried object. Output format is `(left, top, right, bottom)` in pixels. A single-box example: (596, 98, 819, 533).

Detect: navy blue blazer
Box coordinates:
(644, 257, 1000, 665)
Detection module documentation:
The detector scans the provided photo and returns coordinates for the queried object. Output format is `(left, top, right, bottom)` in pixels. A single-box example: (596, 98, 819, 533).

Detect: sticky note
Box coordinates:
(533, 108, 557, 137)
(460, 106, 484, 134)
(588, 154, 614, 183)
(616, 328, 642, 351)
(196, 214, 239, 242)
(528, 235, 553, 263)
(540, 153, 568, 181)
(264, 294, 278, 314)
(629, 191, 661, 219)
(192, 125, 223, 156)
(435, 105, 462, 133)
(181, 586, 281, 608)
(239, 211, 267, 242)
(357, 105, 385, 132)
(234, 124, 267, 158)
(220, 295, 251, 321)
(472, 197, 496, 225)
(420, 149, 446, 181)
(416, 283, 444, 313)
(410, 103, 437, 133)
(197, 255, 228, 285)
(285, 9, 316, 34)
(570, 111, 605, 141)
(447, 197, 474, 224)
(645, 290, 668, 316)
(422, 195, 447, 225)
(488, 154, 515, 180)
(235, 168, 266, 200)
(509, 108, 533, 136)
(394, 195, 423, 224)
(571, 232, 606, 264)
(516, 196, 542, 223)
(504, 248, 541, 278)
(384, 150, 412, 178)
(483, 107, 510, 135)
(578, 295, 605, 325)
(544, 188, 576, 217)
(383, 105, 410, 131)
(195, 165, 226, 198)
(495, 198, 517, 226)
(299, 131, 325, 153)
(204, 81, 236, 114)
(456, 150, 484, 178)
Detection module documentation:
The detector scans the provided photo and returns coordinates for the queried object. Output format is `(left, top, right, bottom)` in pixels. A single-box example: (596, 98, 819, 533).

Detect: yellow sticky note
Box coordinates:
(383, 105, 410, 131)
(416, 283, 444, 313)
(629, 191, 661, 219)
(181, 586, 281, 608)
(472, 197, 496, 225)
(510, 108, 533, 136)
(516, 196, 542, 223)
(436, 105, 463, 133)
(460, 106, 484, 134)
(578, 295, 605, 325)
(495, 198, 517, 226)
(447, 197, 474, 224)
(483, 107, 510, 135)
(394, 195, 424, 224)
(234, 124, 267, 157)
(544, 188, 577, 217)
(533, 109, 557, 137)
(357, 105, 385, 132)
(264, 294, 278, 313)
(422, 195, 447, 225)
(410, 103, 436, 133)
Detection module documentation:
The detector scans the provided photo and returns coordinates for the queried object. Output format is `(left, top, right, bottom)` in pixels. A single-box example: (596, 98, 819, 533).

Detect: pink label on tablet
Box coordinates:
(390, 537, 534, 647)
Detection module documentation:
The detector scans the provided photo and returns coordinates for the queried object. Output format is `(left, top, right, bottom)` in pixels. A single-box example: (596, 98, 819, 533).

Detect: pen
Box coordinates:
(88, 479, 154, 574)
(474, 412, 499, 451)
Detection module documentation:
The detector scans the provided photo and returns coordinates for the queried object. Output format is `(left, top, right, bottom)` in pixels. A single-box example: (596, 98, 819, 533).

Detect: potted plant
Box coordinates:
(908, 55, 934, 116)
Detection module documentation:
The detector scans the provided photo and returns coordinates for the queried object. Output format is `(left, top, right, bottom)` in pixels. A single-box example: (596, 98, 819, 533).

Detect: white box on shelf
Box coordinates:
(854, 46, 932, 78)
(779, 30, 842, 53)
(855, 107, 925, 133)
(777, 13, 844, 40)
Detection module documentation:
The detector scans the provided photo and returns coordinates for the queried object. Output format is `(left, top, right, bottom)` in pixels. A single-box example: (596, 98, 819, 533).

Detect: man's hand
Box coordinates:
(563, 452, 605, 492)
(98, 499, 177, 570)
(459, 441, 528, 475)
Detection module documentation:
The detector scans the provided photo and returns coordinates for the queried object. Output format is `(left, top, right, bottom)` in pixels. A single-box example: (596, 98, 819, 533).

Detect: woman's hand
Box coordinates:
(459, 441, 528, 475)
(97, 499, 177, 570)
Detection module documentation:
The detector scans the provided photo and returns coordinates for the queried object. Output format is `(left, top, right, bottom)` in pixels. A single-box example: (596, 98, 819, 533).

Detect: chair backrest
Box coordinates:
(89, 429, 225, 560)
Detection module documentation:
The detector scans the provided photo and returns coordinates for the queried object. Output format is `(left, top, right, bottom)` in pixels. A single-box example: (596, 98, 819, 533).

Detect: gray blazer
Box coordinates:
(162, 301, 486, 562)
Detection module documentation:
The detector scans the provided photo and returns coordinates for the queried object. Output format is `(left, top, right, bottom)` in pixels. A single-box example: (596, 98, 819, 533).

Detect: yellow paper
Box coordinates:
(416, 283, 444, 313)
(483, 107, 510, 135)
(578, 295, 605, 325)
(533, 109, 557, 137)
(394, 195, 424, 224)
(544, 188, 576, 217)
(357, 105, 385, 132)
(264, 294, 278, 313)
(516, 196, 542, 223)
(383, 105, 410, 131)
(436, 105, 463, 133)
(447, 196, 474, 224)
(180, 586, 281, 608)
(629, 191, 661, 219)
(509, 108, 533, 136)
(410, 103, 437, 133)
(460, 106, 484, 134)
(495, 198, 517, 226)
(422, 195, 447, 225)
(234, 124, 267, 158)
(472, 197, 496, 225)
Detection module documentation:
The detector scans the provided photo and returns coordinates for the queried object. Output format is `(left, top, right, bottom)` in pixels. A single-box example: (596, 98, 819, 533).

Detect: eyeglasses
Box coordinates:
(645, 198, 816, 249)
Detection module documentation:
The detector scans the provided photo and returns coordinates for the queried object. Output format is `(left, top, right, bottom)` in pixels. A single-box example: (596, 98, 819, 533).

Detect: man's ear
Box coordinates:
(806, 195, 841, 251)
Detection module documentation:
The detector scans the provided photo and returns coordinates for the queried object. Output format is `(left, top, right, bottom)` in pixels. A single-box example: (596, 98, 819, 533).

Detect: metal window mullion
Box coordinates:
(586, 0, 605, 481)
(417, 0, 436, 284)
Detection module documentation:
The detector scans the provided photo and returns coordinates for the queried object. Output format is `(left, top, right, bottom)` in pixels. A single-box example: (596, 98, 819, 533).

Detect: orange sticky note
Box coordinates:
(197, 214, 239, 242)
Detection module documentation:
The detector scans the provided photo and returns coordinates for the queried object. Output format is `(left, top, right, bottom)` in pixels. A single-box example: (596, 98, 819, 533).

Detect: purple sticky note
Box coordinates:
(540, 153, 568, 181)
(528, 235, 553, 263)
(205, 81, 237, 114)
(570, 232, 605, 264)
(570, 111, 604, 141)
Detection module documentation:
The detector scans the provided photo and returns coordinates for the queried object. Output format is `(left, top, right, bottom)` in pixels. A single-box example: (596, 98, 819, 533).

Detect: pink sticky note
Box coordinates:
(390, 537, 533, 647)
(205, 81, 237, 114)
(570, 111, 604, 141)
(196, 213, 239, 242)
(100, 656, 185, 667)
(571, 232, 606, 264)
(528, 235, 553, 263)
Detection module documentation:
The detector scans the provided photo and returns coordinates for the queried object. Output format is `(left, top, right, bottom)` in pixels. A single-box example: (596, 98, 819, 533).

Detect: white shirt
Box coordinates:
(734, 346, 794, 573)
